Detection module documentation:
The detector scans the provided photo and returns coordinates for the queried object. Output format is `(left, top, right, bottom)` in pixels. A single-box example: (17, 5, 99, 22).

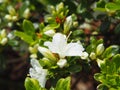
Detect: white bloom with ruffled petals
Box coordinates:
(29, 59, 47, 88)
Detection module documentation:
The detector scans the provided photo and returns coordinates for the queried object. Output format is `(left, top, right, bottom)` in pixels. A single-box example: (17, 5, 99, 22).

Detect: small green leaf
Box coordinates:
(102, 45, 119, 59)
(94, 8, 106, 12)
(14, 31, 34, 44)
(94, 73, 105, 82)
(105, 3, 120, 12)
(112, 54, 120, 73)
(23, 19, 35, 36)
(43, 23, 60, 32)
(25, 77, 41, 90)
(68, 65, 82, 73)
(97, 84, 109, 90)
(55, 77, 71, 90)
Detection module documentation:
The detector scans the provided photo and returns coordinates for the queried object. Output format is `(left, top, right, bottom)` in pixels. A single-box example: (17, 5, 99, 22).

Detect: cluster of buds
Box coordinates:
(5, 6, 18, 21)
(0, 29, 8, 45)
(5, 6, 30, 21)
(89, 43, 105, 60)
(29, 44, 39, 59)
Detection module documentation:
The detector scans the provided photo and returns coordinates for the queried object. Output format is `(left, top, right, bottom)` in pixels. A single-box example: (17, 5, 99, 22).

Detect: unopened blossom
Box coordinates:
(90, 52, 96, 60)
(96, 44, 105, 55)
(57, 59, 67, 68)
(44, 29, 55, 37)
(38, 46, 56, 62)
(29, 59, 47, 88)
(81, 52, 89, 60)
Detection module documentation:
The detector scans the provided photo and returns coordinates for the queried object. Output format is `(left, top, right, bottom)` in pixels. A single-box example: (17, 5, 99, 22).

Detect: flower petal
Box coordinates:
(44, 33, 67, 58)
(29, 59, 47, 88)
(65, 43, 84, 56)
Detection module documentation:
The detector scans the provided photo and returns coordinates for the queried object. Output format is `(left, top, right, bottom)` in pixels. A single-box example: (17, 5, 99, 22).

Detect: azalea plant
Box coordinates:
(0, 0, 120, 90)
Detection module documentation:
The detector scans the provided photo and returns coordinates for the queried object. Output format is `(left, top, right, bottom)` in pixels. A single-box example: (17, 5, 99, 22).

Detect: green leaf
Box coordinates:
(97, 0, 106, 8)
(25, 77, 45, 90)
(43, 23, 60, 32)
(68, 64, 82, 73)
(112, 54, 120, 73)
(14, 31, 34, 44)
(97, 84, 109, 90)
(55, 77, 71, 90)
(94, 8, 106, 12)
(115, 0, 120, 4)
(102, 45, 119, 59)
(94, 73, 105, 83)
(114, 23, 120, 34)
(23, 19, 35, 36)
(105, 3, 120, 12)
(19, 2, 29, 17)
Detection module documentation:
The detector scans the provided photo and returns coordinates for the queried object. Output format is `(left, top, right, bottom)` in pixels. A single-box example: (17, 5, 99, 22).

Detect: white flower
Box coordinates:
(44, 33, 84, 58)
(29, 59, 47, 88)
(57, 59, 67, 68)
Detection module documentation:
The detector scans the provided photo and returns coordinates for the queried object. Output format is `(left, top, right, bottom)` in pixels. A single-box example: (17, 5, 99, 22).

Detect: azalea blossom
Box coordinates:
(44, 33, 84, 58)
(44, 33, 84, 68)
(29, 59, 47, 88)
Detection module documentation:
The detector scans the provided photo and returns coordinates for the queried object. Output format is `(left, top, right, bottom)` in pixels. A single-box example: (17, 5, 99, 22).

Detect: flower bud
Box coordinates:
(96, 44, 105, 55)
(90, 52, 96, 60)
(81, 52, 89, 60)
(29, 46, 37, 54)
(7, 6, 16, 15)
(44, 30, 55, 37)
(56, 2, 64, 11)
(23, 8, 30, 19)
(5, 14, 12, 20)
(38, 47, 56, 62)
(80, 23, 91, 30)
(0, 37, 8, 45)
(64, 16, 72, 34)
(30, 53, 37, 59)
(73, 21, 78, 27)
(12, 16, 18, 21)
(0, 29, 7, 38)
(7, 32, 15, 39)
(41, 58, 53, 67)
(57, 59, 67, 68)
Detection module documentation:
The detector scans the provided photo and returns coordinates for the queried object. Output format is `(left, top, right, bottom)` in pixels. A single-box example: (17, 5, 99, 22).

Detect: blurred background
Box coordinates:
(0, 0, 120, 90)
